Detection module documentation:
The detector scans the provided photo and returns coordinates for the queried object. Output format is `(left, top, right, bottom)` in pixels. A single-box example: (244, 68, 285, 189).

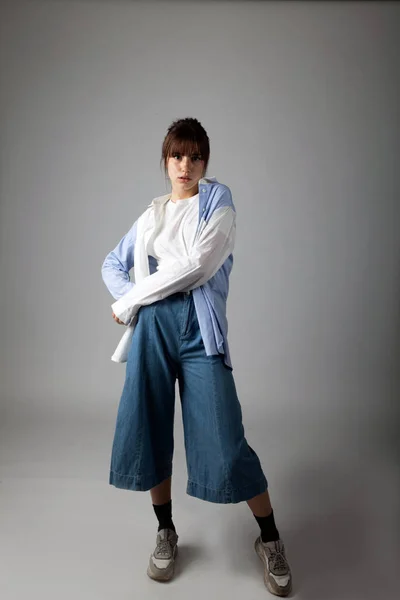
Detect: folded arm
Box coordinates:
(111, 205, 236, 325)
(101, 220, 137, 300)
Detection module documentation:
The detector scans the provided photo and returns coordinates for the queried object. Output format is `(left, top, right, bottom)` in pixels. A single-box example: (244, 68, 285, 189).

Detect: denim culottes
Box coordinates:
(109, 291, 268, 503)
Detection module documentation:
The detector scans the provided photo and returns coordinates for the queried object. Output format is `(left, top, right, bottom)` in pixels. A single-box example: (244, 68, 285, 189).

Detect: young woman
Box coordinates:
(101, 118, 292, 596)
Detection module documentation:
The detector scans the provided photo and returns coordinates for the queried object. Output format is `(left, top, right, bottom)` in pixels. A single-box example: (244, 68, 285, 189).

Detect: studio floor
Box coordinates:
(1, 403, 398, 600)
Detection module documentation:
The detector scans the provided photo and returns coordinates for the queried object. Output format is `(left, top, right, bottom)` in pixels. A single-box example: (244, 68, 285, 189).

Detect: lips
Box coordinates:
(179, 177, 191, 181)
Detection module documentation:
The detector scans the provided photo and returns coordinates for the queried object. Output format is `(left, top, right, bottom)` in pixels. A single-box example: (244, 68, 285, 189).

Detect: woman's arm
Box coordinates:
(111, 205, 235, 325)
(101, 220, 138, 300)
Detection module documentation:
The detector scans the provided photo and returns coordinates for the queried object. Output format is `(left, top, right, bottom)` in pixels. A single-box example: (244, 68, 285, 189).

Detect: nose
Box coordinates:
(181, 156, 191, 173)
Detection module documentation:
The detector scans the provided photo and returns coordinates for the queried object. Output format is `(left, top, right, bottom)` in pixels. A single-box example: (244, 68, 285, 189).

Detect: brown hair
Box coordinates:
(161, 117, 210, 176)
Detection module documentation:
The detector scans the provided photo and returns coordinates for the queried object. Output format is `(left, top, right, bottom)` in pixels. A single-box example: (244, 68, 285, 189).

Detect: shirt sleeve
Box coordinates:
(111, 205, 236, 325)
(101, 220, 137, 300)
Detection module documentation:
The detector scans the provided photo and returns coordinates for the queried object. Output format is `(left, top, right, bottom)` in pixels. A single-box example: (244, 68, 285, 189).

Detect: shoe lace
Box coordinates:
(268, 543, 288, 573)
(156, 539, 172, 557)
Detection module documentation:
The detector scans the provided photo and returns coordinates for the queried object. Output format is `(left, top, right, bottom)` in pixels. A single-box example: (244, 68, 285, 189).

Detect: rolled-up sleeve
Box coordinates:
(111, 206, 236, 325)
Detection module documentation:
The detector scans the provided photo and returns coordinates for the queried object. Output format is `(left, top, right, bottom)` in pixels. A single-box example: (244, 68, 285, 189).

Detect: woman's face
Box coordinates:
(167, 150, 205, 198)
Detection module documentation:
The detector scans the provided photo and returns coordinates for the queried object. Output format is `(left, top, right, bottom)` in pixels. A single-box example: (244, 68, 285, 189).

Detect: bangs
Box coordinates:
(168, 138, 203, 159)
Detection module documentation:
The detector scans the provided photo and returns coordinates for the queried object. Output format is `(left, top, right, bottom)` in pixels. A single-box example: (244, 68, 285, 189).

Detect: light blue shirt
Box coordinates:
(102, 179, 235, 368)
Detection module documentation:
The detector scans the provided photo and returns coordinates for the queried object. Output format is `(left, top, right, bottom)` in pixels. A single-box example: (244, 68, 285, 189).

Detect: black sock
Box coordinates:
(152, 499, 176, 533)
(254, 510, 280, 543)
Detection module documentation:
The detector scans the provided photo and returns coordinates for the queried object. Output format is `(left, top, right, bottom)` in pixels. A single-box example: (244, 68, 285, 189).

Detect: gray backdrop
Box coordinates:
(1, 1, 399, 599)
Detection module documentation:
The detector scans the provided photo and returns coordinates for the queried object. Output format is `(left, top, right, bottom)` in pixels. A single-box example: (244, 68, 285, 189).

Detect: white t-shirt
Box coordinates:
(147, 193, 199, 269)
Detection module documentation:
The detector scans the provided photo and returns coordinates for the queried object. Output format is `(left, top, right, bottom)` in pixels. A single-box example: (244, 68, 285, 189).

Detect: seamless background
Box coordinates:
(1, 2, 399, 599)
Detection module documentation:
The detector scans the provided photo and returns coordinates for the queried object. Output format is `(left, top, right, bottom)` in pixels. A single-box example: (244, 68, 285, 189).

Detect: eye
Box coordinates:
(192, 154, 202, 162)
(172, 153, 181, 160)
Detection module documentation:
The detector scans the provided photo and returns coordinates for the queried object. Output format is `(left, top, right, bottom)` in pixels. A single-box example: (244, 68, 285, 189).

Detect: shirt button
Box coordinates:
(202, 188, 206, 192)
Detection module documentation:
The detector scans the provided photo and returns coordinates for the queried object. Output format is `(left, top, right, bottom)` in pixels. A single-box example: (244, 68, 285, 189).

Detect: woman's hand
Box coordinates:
(112, 311, 125, 325)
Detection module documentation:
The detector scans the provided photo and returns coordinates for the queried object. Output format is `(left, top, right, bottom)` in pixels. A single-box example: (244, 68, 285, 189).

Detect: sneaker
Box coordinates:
(147, 528, 179, 582)
(255, 537, 292, 597)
